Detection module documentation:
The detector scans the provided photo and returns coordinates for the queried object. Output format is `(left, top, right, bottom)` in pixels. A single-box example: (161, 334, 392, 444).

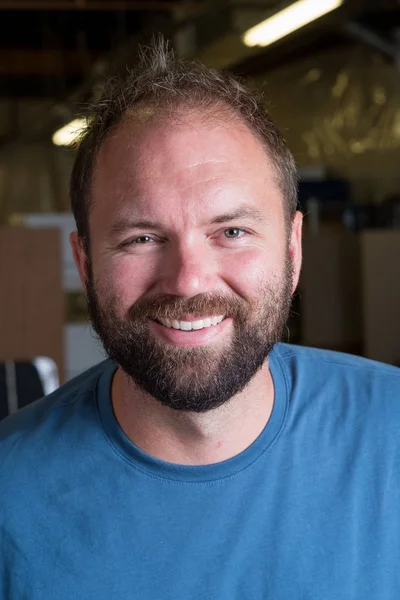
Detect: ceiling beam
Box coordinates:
(0, 0, 181, 10)
(0, 75, 82, 98)
(344, 21, 397, 58)
(0, 49, 101, 76)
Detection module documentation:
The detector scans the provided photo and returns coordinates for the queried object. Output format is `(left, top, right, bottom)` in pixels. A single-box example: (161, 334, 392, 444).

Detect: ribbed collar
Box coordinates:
(96, 345, 288, 484)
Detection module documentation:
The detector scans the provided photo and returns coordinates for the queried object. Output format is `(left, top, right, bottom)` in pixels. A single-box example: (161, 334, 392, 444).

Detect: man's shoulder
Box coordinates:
(276, 342, 399, 373)
(0, 360, 116, 519)
(0, 359, 114, 461)
(274, 343, 400, 395)
(274, 344, 400, 465)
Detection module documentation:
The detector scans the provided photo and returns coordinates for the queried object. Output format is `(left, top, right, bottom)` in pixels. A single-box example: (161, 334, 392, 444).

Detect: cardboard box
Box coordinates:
(360, 230, 400, 366)
(300, 231, 363, 352)
(0, 227, 64, 380)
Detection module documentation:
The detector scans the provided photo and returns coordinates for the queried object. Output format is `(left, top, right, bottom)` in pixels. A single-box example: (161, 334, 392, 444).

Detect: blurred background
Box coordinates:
(0, 0, 399, 416)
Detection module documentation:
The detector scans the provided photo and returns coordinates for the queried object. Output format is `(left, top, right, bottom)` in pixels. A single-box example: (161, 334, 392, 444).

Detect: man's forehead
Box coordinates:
(94, 115, 274, 194)
(99, 107, 267, 158)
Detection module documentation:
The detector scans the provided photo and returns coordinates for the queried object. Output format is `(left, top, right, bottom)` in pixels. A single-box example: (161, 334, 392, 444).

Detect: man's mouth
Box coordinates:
(154, 315, 226, 332)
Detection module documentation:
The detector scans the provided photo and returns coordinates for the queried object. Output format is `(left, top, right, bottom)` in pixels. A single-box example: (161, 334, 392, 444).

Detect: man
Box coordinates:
(1, 39, 399, 599)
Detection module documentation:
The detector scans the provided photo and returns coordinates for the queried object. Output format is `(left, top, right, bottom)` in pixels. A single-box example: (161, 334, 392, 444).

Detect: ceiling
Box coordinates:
(0, 0, 195, 98)
(0, 0, 399, 140)
(0, 0, 399, 97)
(230, 0, 400, 76)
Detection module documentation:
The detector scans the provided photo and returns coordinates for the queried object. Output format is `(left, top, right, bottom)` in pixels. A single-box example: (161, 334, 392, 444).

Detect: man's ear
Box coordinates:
(70, 231, 89, 292)
(288, 211, 303, 294)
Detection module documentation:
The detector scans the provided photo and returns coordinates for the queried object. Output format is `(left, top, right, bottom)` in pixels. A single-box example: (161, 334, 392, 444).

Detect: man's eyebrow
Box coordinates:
(207, 206, 267, 225)
(109, 219, 160, 236)
(109, 206, 266, 236)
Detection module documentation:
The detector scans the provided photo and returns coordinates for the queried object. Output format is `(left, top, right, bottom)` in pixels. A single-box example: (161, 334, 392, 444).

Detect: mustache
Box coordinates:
(128, 292, 247, 322)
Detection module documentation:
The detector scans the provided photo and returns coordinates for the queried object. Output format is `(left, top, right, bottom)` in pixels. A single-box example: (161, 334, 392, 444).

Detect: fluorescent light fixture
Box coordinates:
(52, 118, 86, 147)
(243, 0, 344, 48)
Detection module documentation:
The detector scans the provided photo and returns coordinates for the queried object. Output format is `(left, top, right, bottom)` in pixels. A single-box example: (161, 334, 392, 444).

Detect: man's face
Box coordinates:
(72, 113, 302, 412)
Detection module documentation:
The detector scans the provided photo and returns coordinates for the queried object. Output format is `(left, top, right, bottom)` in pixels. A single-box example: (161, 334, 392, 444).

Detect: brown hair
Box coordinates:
(70, 37, 298, 251)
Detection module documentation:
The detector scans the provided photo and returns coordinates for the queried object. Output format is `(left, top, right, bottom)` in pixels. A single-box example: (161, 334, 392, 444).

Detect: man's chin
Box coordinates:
(147, 346, 225, 373)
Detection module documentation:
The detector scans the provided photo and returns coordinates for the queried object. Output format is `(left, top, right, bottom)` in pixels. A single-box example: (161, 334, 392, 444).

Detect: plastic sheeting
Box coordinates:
(300, 52, 400, 160)
(0, 141, 73, 224)
(253, 45, 400, 203)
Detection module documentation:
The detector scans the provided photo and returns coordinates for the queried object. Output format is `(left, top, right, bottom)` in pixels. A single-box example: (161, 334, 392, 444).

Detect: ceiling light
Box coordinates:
(243, 0, 344, 48)
(52, 118, 86, 147)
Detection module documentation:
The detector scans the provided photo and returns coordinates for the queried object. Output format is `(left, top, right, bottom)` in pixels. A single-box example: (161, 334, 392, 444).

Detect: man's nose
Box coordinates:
(156, 242, 217, 299)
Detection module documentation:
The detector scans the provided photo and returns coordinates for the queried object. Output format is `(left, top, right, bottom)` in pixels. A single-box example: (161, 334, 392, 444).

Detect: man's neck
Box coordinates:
(111, 362, 275, 466)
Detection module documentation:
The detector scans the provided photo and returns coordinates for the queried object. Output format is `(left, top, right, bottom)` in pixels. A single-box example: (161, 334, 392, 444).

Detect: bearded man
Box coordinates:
(1, 39, 400, 599)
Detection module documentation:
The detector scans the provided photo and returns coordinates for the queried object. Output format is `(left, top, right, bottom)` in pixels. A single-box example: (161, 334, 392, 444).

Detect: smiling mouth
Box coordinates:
(153, 315, 226, 331)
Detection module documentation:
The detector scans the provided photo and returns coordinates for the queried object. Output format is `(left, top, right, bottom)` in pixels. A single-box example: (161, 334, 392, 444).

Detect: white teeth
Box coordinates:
(158, 315, 225, 331)
(192, 317, 211, 330)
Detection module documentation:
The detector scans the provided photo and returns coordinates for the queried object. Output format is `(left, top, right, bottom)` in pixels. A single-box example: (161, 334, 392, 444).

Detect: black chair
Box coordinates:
(0, 358, 59, 421)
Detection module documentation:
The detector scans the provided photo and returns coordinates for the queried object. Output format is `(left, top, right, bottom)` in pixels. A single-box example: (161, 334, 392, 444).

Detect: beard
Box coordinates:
(85, 254, 294, 413)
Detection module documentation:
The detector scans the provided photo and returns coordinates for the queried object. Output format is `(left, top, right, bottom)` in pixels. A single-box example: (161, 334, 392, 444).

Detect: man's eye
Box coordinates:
(134, 236, 153, 244)
(118, 235, 155, 248)
(224, 228, 246, 239)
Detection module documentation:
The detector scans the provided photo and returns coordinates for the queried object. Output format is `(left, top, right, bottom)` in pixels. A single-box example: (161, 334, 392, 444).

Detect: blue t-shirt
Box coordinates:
(1, 344, 400, 599)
